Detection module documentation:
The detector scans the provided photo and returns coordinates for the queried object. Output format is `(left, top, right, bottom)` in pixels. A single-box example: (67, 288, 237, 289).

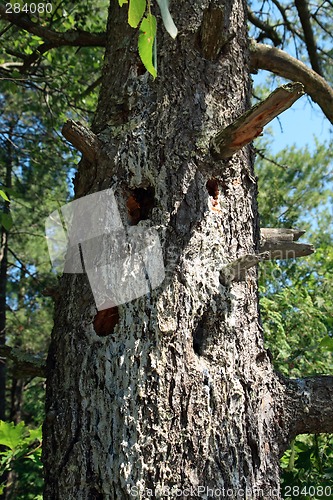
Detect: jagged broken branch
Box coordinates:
(261, 227, 305, 242)
(210, 82, 304, 160)
(220, 252, 269, 284)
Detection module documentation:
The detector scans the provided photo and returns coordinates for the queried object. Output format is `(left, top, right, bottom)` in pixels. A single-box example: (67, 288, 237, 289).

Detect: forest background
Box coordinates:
(0, 0, 332, 498)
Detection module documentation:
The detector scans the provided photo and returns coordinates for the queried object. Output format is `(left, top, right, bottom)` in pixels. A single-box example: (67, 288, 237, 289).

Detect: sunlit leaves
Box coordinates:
(320, 336, 333, 352)
(138, 14, 157, 78)
(256, 133, 333, 494)
(0, 190, 10, 202)
(0, 421, 43, 497)
(128, 0, 146, 28)
(281, 434, 333, 496)
(118, 0, 177, 77)
(119, 0, 156, 77)
(0, 421, 28, 451)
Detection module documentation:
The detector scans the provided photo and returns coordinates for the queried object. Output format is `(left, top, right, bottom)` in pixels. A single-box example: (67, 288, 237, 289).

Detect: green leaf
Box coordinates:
(0, 213, 13, 231)
(118, 0, 128, 5)
(0, 190, 10, 202)
(128, 0, 146, 28)
(0, 421, 27, 451)
(320, 336, 333, 352)
(27, 425, 42, 443)
(138, 14, 157, 78)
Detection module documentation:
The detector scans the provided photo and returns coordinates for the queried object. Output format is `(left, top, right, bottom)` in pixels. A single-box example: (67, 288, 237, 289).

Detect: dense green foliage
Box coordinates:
(0, 1, 108, 495)
(256, 136, 333, 497)
(0, 420, 42, 499)
(257, 139, 333, 377)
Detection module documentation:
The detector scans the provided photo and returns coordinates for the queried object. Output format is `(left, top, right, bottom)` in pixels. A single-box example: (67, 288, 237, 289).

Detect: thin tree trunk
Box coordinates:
(0, 224, 7, 421)
(8, 268, 26, 425)
(0, 128, 13, 500)
(0, 129, 13, 422)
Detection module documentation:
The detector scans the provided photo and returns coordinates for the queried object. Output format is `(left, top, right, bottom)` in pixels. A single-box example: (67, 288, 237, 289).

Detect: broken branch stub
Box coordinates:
(211, 82, 305, 160)
(260, 241, 314, 260)
(220, 252, 269, 284)
(259, 227, 314, 259)
(62, 120, 102, 163)
(220, 227, 314, 284)
(260, 227, 305, 242)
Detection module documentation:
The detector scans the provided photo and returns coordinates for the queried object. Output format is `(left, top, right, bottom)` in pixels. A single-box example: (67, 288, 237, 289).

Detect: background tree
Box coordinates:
(255, 137, 333, 494)
(0, 0, 332, 498)
(0, 2, 107, 496)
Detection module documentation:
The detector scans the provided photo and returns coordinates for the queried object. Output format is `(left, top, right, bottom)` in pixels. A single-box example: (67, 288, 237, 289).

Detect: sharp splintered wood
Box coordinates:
(211, 82, 305, 159)
(259, 241, 314, 259)
(62, 120, 101, 163)
(261, 228, 306, 242)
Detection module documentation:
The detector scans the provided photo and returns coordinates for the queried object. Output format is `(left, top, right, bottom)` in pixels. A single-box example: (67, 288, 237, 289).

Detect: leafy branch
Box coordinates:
(118, 0, 177, 77)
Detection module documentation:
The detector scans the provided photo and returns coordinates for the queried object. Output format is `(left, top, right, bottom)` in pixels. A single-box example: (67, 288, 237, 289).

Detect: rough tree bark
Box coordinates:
(43, 1, 333, 499)
(0, 130, 13, 422)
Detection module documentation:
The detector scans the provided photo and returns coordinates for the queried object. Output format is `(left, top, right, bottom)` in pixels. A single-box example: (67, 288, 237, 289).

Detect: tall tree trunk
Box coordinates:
(0, 225, 7, 422)
(0, 129, 13, 500)
(0, 129, 13, 422)
(43, 1, 291, 497)
(8, 268, 26, 425)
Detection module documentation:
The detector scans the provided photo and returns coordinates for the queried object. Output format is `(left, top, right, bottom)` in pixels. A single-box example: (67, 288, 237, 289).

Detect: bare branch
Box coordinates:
(20, 42, 54, 71)
(271, 0, 293, 30)
(0, 62, 24, 71)
(0, 5, 106, 47)
(220, 253, 269, 284)
(220, 228, 313, 284)
(211, 82, 304, 160)
(259, 240, 314, 259)
(294, 0, 323, 75)
(247, 7, 282, 46)
(254, 148, 289, 169)
(250, 41, 333, 124)
(80, 76, 103, 99)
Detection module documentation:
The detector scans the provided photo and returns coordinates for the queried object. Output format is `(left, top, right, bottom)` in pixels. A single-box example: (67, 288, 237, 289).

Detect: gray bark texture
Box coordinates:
(42, 1, 333, 499)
